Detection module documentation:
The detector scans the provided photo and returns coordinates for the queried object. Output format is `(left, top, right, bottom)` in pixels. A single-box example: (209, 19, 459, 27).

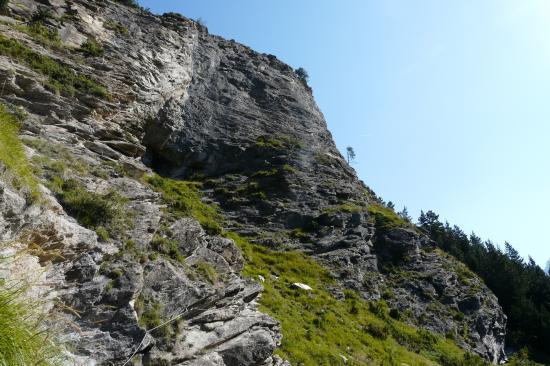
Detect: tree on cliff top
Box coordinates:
(295, 67, 309, 83)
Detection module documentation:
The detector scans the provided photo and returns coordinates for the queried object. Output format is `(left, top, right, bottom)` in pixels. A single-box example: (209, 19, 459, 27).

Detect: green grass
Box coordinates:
(282, 163, 298, 174)
(229, 232, 487, 366)
(0, 34, 109, 98)
(104, 19, 129, 36)
(79, 38, 104, 57)
(255, 135, 303, 150)
(26, 138, 122, 181)
(368, 203, 412, 232)
(150, 234, 184, 262)
(323, 202, 366, 215)
(14, 22, 62, 48)
(27, 22, 60, 44)
(52, 178, 129, 240)
(144, 174, 223, 235)
(251, 168, 279, 178)
(0, 104, 40, 200)
(134, 295, 175, 341)
(0, 281, 62, 365)
(193, 261, 219, 284)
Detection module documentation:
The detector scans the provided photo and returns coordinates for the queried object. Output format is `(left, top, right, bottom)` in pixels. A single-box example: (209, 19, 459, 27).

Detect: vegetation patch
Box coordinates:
(368, 203, 412, 232)
(192, 261, 218, 284)
(0, 278, 62, 365)
(52, 178, 129, 240)
(255, 135, 303, 150)
(144, 174, 223, 235)
(104, 19, 129, 36)
(151, 234, 184, 263)
(0, 104, 40, 200)
(22, 22, 61, 47)
(0, 34, 109, 98)
(29, 22, 60, 42)
(0, 0, 8, 13)
(228, 232, 486, 366)
(134, 295, 175, 342)
(323, 202, 366, 215)
(79, 38, 104, 57)
(26, 138, 122, 182)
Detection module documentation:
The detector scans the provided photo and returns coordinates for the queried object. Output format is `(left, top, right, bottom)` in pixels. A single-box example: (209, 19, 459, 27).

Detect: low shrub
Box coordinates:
(134, 296, 174, 341)
(365, 322, 389, 340)
(113, 0, 149, 12)
(439, 353, 488, 366)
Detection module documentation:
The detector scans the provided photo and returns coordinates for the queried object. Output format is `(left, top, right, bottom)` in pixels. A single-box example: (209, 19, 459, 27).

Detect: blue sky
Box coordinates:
(140, 0, 550, 268)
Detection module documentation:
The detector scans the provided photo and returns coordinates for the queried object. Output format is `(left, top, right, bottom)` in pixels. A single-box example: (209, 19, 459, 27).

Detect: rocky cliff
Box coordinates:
(0, 1, 506, 365)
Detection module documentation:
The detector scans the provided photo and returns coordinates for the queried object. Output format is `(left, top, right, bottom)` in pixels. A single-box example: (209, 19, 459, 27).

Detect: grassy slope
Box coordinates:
(147, 174, 487, 366)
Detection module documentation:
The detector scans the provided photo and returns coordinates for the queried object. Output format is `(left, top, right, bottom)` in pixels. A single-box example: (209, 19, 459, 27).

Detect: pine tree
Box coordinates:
(346, 146, 356, 164)
(398, 206, 412, 222)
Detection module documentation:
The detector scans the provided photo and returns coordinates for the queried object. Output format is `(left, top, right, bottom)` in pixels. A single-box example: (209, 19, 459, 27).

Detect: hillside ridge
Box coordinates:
(0, 1, 507, 365)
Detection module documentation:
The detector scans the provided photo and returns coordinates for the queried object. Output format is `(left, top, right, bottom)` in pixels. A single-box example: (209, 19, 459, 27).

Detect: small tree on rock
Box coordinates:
(346, 146, 356, 164)
(295, 67, 309, 83)
(398, 206, 412, 222)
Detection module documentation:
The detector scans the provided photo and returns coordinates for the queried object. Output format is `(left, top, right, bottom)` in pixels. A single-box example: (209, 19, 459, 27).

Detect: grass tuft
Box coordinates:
(79, 38, 104, 57)
(0, 280, 62, 365)
(104, 19, 129, 36)
(52, 178, 129, 240)
(193, 261, 218, 284)
(0, 104, 40, 200)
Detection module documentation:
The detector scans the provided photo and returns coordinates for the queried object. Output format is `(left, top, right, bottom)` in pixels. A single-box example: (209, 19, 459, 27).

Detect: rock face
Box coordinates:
(0, 0, 506, 364)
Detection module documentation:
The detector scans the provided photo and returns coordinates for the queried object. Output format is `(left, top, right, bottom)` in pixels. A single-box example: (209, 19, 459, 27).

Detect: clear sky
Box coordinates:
(139, 0, 550, 268)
